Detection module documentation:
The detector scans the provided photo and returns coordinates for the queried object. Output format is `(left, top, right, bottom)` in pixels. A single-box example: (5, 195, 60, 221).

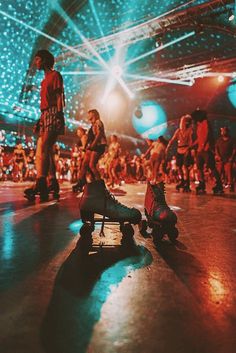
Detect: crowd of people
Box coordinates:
(0, 49, 235, 196)
(0, 118, 235, 194)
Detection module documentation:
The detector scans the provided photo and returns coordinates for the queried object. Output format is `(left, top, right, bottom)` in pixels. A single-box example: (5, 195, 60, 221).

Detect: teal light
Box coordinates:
(227, 80, 236, 108)
(41, 244, 153, 352)
(69, 219, 84, 235)
(132, 100, 167, 139)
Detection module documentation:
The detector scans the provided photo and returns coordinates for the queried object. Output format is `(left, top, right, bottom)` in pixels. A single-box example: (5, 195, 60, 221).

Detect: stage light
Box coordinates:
(218, 75, 225, 83)
(111, 65, 123, 78)
(132, 101, 167, 139)
(227, 80, 236, 108)
(228, 9, 235, 21)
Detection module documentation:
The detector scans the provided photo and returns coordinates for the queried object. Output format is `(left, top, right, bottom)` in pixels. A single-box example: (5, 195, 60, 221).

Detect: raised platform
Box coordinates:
(0, 181, 236, 353)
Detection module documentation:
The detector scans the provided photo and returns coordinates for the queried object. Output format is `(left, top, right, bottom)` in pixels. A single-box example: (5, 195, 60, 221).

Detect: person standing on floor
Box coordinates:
(24, 49, 65, 201)
(72, 109, 107, 192)
(166, 114, 193, 192)
(215, 126, 236, 192)
(191, 109, 223, 194)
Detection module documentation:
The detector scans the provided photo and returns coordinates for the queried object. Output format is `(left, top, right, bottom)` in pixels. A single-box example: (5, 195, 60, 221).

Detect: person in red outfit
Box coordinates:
(191, 109, 223, 194)
(215, 127, 236, 192)
(25, 50, 65, 200)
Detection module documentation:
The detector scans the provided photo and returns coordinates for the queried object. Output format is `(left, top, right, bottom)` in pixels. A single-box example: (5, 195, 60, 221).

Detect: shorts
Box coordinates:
(91, 144, 106, 156)
(176, 152, 193, 168)
(39, 107, 65, 135)
(196, 150, 216, 170)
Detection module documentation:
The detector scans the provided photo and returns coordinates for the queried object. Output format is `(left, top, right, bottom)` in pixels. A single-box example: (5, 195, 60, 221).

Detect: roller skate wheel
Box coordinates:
(139, 219, 148, 236)
(80, 223, 94, 237)
(120, 223, 134, 237)
(152, 224, 164, 241)
(168, 227, 179, 242)
(24, 194, 35, 201)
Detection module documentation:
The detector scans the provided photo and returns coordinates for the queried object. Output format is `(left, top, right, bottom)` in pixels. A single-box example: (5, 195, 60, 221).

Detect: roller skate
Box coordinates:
(140, 181, 178, 243)
(24, 177, 49, 202)
(229, 184, 234, 193)
(72, 179, 84, 193)
(183, 179, 191, 193)
(79, 179, 141, 243)
(176, 179, 185, 192)
(48, 177, 60, 200)
(195, 181, 206, 195)
(212, 182, 224, 195)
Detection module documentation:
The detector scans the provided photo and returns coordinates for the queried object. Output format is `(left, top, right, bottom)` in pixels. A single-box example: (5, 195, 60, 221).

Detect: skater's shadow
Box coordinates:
(0, 199, 39, 214)
(41, 237, 153, 353)
(155, 241, 212, 303)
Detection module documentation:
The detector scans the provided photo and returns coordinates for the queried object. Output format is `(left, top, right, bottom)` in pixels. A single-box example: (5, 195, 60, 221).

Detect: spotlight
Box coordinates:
(228, 9, 235, 21)
(111, 65, 123, 78)
(218, 75, 225, 83)
(155, 38, 163, 48)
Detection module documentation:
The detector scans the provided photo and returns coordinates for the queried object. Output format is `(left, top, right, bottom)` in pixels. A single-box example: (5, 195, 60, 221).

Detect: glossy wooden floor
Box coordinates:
(0, 181, 236, 353)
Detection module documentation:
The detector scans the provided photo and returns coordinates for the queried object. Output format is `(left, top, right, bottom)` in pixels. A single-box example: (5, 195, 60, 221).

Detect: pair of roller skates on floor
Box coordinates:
(24, 177, 60, 201)
(176, 179, 191, 193)
(195, 181, 224, 195)
(78, 179, 178, 244)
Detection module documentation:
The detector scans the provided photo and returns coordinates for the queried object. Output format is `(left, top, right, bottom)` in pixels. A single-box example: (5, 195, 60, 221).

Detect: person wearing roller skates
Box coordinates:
(191, 109, 223, 194)
(166, 114, 193, 192)
(143, 136, 167, 184)
(24, 50, 65, 201)
(215, 127, 236, 192)
(72, 109, 107, 192)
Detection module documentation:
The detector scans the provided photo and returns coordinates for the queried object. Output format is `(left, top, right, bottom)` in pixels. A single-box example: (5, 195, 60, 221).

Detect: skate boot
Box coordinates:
(229, 184, 234, 193)
(24, 177, 49, 201)
(48, 178, 60, 200)
(176, 179, 185, 191)
(79, 179, 141, 239)
(212, 182, 224, 195)
(140, 181, 178, 242)
(195, 181, 206, 195)
(183, 179, 191, 193)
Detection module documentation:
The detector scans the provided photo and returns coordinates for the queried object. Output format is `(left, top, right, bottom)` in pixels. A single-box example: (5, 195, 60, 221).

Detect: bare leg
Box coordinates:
(89, 151, 101, 180)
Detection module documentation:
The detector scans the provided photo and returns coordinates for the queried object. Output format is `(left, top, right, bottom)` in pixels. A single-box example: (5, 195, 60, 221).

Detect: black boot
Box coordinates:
(212, 182, 224, 194)
(48, 178, 60, 199)
(72, 179, 85, 193)
(176, 179, 185, 191)
(79, 179, 141, 224)
(183, 179, 191, 192)
(24, 177, 48, 201)
(196, 181, 206, 194)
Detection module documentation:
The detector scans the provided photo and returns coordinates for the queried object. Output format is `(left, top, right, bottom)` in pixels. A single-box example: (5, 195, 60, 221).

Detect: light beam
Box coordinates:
(125, 31, 195, 67)
(0, 10, 96, 63)
(126, 73, 194, 86)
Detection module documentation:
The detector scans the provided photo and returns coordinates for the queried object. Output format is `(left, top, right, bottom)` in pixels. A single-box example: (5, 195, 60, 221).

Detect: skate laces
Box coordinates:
(153, 183, 168, 207)
(105, 188, 132, 210)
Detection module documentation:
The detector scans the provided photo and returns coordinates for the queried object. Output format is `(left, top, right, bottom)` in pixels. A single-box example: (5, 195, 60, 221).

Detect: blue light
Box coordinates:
(69, 219, 84, 235)
(132, 100, 167, 139)
(227, 80, 236, 108)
